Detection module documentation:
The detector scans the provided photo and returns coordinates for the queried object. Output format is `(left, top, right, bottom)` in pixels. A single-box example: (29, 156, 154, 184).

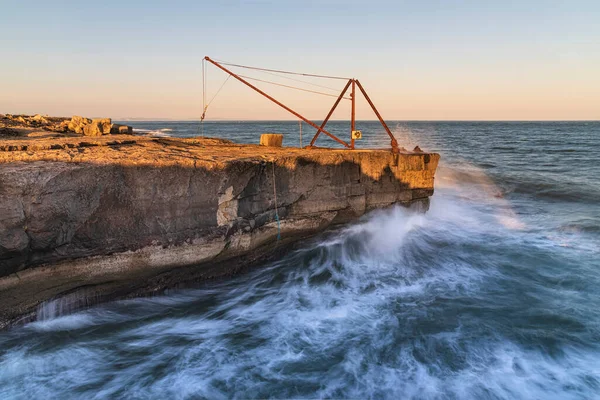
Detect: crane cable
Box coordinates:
(237, 74, 351, 99)
(245, 68, 343, 93)
(201, 58, 349, 126)
(213, 58, 350, 80)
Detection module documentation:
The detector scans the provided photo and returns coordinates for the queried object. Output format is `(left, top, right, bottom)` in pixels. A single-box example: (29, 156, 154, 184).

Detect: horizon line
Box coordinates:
(114, 118, 600, 123)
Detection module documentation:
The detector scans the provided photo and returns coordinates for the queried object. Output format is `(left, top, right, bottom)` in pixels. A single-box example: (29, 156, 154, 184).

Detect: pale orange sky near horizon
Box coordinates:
(2, 1, 599, 121)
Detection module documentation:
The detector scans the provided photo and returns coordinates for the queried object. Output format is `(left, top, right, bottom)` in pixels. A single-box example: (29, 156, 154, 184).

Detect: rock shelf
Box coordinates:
(0, 127, 439, 328)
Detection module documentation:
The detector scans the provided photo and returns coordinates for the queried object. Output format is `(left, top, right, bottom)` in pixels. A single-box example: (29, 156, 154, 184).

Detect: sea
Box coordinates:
(1, 121, 599, 399)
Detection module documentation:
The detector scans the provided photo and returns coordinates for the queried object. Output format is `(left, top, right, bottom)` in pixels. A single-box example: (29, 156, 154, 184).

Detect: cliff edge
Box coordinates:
(0, 132, 439, 328)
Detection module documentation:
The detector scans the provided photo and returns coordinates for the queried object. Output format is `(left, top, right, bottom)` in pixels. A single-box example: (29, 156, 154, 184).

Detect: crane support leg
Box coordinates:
(309, 79, 352, 147)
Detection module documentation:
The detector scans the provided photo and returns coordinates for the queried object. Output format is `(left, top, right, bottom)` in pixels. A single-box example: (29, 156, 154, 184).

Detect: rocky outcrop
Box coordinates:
(70, 116, 122, 136)
(68, 115, 92, 133)
(2, 114, 70, 134)
(82, 118, 112, 136)
(0, 135, 439, 328)
(95, 118, 113, 134)
(1, 114, 132, 138)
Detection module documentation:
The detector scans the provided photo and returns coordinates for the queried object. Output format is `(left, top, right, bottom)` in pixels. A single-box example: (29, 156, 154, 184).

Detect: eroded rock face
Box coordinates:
(0, 135, 439, 327)
(0, 197, 29, 256)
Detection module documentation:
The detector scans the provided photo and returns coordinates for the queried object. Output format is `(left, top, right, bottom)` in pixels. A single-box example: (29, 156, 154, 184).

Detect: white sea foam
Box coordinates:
(133, 128, 174, 137)
(26, 314, 97, 331)
(1, 152, 599, 399)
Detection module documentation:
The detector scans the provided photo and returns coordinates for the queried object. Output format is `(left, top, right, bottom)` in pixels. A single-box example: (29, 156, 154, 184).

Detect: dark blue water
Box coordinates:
(1, 121, 599, 399)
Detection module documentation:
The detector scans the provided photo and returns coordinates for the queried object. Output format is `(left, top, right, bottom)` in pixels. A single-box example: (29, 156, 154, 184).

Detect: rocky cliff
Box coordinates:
(0, 134, 439, 328)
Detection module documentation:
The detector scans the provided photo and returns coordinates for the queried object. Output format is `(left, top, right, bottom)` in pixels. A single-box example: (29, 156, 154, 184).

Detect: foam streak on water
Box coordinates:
(1, 121, 599, 399)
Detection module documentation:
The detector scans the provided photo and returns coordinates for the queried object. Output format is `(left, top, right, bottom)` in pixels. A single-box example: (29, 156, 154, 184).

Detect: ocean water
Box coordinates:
(1, 121, 599, 399)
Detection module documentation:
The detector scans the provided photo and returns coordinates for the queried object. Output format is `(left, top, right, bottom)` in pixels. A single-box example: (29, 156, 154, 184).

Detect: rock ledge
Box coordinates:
(0, 134, 439, 328)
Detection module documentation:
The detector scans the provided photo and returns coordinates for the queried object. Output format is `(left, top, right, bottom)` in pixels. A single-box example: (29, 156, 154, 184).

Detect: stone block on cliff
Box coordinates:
(68, 116, 92, 133)
(260, 133, 283, 147)
(110, 124, 133, 134)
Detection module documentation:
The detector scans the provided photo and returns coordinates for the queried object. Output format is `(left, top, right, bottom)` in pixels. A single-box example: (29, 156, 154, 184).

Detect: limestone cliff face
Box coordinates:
(0, 136, 439, 327)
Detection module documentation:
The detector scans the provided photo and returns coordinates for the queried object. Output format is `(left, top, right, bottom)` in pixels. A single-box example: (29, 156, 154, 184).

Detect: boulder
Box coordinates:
(31, 114, 49, 124)
(91, 118, 112, 135)
(68, 116, 92, 134)
(83, 121, 103, 136)
(57, 120, 70, 132)
(110, 123, 132, 134)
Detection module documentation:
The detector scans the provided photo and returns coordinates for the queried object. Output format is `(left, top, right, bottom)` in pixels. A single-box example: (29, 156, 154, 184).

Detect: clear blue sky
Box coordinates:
(2, 0, 599, 120)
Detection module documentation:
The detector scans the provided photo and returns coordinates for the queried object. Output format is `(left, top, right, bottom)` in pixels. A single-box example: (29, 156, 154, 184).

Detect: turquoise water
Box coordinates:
(1, 121, 599, 399)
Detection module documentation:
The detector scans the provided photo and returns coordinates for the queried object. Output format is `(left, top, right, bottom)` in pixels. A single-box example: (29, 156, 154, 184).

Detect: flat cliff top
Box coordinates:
(1, 113, 439, 171)
(0, 134, 438, 169)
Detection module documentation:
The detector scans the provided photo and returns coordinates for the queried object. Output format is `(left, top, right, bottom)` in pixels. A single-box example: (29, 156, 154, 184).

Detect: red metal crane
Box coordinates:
(203, 57, 400, 152)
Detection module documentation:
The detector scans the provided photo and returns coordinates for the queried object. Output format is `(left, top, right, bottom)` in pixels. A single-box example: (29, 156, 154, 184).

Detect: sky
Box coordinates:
(1, 0, 599, 120)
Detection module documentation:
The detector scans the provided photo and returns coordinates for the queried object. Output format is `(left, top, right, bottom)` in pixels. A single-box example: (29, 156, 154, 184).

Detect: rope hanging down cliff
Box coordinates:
(272, 161, 281, 241)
